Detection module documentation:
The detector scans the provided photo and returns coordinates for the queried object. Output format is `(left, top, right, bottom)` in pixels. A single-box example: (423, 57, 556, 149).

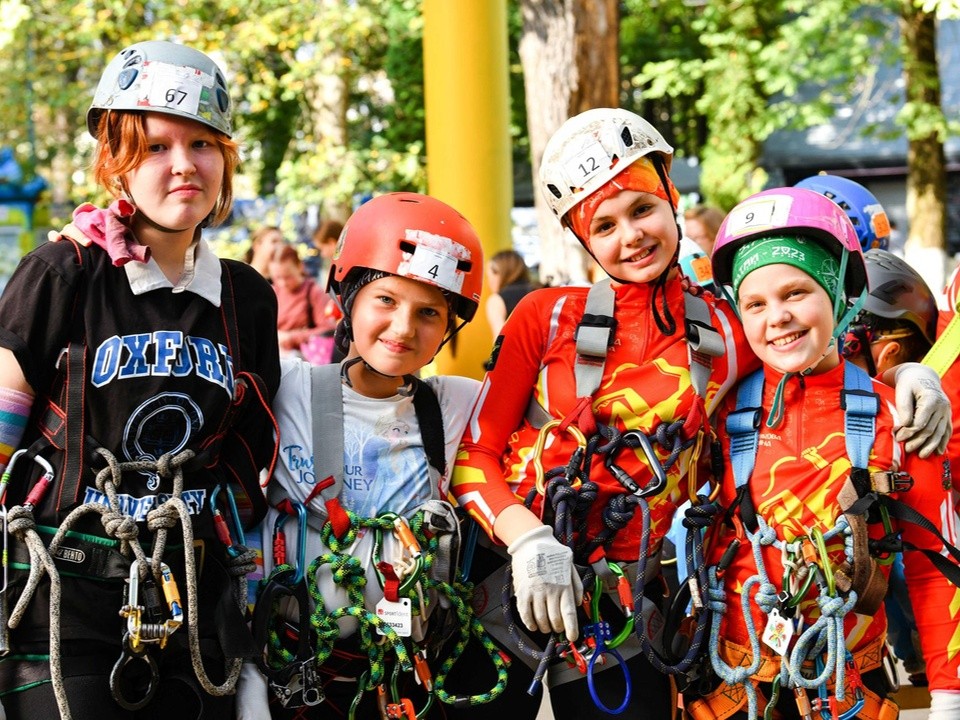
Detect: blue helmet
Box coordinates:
(795, 174, 890, 251)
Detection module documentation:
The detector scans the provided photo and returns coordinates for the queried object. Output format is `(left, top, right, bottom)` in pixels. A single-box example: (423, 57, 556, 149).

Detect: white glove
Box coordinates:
(235, 661, 271, 720)
(929, 689, 960, 720)
(507, 525, 583, 641)
(893, 362, 952, 458)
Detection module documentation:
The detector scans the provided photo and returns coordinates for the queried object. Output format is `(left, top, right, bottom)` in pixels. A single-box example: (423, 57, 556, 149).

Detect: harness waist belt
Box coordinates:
(8, 526, 130, 580)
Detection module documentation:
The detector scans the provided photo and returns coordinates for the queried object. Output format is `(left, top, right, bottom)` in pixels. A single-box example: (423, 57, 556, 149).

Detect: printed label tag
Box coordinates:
(402, 229, 467, 294)
(375, 597, 412, 637)
(144, 62, 206, 116)
(761, 608, 794, 655)
(407, 246, 460, 291)
(724, 195, 794, 237)
(562, 139, 612, 185)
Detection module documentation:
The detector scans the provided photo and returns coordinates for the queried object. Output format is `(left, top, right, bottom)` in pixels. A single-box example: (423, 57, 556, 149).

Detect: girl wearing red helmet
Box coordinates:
(241, 193, 504, 718)
(449, 109, 951, 720)
(687, 188, 960, 720)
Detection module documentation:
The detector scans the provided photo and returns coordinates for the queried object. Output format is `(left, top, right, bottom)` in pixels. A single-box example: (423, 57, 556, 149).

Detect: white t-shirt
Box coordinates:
(261, 357, 480, 639)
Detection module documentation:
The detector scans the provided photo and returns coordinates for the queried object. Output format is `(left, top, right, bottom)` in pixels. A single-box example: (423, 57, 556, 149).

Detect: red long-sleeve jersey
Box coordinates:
(452, 277, 756, 562)
(708, 362, 960, 692)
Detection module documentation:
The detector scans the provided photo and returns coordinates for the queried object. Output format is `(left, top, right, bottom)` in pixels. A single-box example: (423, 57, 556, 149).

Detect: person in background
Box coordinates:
(795, 173, 890, 252)
(303, 218, 344, 282)
(244, 225, 285, 280)
(269, 244, 338, 362)
(842, 248, 941, 688)
(484, 248, 536, 340)
(683, 203, 725, 256)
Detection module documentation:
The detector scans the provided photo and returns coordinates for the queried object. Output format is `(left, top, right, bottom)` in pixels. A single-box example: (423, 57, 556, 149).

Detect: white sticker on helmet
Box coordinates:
(142, 61, 211, 117)
(562, 139, 613, 186)
(401, 229, 467, 293)
(725, 194, 794, 237)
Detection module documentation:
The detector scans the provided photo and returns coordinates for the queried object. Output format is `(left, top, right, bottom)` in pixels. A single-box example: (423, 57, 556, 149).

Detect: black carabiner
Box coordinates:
(110, 632, 160, 711)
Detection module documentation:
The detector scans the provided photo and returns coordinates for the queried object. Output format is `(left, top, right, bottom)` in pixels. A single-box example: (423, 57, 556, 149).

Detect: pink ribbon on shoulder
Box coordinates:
(69, 199, 150, 266)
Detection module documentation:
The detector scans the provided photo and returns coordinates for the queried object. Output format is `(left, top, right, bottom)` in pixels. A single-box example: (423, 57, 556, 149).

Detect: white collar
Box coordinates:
(124, 237, 222, 307)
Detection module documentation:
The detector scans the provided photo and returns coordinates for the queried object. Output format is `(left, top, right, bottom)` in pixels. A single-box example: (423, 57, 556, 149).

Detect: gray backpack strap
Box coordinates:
(683, 291, 725, 398)
(310, 363, 345, 503)
(574, 279, 617, 398)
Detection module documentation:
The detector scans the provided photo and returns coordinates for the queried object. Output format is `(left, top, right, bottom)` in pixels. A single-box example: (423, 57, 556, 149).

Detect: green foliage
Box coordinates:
(622, 0, 901, 209)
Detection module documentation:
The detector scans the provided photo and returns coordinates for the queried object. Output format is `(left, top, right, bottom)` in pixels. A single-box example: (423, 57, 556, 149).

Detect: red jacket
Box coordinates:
(708, 361, 960, 691)
(452, 277, 756, 561)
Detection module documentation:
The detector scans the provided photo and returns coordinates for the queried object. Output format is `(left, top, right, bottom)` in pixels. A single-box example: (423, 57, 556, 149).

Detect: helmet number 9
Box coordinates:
(725, 196, 792, 237)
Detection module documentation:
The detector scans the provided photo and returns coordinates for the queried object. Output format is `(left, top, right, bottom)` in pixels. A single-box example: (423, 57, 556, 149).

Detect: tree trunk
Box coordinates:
(303, 0, 352, 222)
(519, 0, 619, 286)
(900, 1, 947, 290)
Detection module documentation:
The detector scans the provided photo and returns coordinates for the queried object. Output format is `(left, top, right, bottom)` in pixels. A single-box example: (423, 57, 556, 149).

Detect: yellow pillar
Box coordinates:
(423, 0, 513, 379)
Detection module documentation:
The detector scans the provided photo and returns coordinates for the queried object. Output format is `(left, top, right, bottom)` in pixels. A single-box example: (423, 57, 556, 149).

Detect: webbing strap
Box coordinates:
(683, 289, 726, 398)
(573, 280, 617, 399)
(310, 363, 345, 505)
(923, 308, 960, 377)
(55, 341, 87, 514)
(841, 363, 879, 472)
(727, 369, 764, 491)
(306, 364, 447, 510)
(572, 280, 724, 405)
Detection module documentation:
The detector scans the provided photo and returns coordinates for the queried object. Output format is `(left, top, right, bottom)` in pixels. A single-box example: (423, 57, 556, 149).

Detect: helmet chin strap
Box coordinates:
(339, 356, 418, 396)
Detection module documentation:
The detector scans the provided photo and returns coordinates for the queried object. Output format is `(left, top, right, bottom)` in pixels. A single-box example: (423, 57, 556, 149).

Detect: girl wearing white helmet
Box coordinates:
(0, 41, 280, 718)
(686, 188, 960, 720)
(449, 108, 761, 719)
(449, 108, 951, 720)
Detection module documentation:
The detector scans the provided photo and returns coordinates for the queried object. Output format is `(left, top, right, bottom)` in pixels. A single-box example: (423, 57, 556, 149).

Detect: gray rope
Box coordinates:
(6, 447, 246, 712)
(6, 506, 71, 719)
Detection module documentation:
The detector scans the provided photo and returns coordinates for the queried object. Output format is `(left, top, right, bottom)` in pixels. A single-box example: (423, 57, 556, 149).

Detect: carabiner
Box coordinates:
(0, 449, 55, 510)
(120, 559, 182, 650)
(273, 500, 308, 584)
(532, 420, 587, 495)
(588, 562, 635, 650)
(210, 484, 246, 557)
(374, 514, 424, 597)
(606, 430, 668, 498)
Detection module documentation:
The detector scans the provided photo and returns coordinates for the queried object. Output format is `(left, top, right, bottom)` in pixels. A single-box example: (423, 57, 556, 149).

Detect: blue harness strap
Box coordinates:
(839, 363, 878, 475)
(726, 369, 764, 493)
(727, 365, 879, 491)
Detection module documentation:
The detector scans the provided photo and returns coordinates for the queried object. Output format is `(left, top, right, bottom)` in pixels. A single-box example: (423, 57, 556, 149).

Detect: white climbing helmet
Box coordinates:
(538, 107, 674, 224)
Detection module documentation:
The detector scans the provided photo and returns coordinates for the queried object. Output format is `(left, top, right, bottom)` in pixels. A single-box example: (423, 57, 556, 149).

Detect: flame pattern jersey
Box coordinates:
(452, 278, 756, 562)
(709, 361, 960, 692)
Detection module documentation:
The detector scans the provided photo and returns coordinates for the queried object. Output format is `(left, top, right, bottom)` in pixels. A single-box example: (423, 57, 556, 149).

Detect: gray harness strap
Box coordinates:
(310, 363, 345, 505)
(527, 280, 725, 428)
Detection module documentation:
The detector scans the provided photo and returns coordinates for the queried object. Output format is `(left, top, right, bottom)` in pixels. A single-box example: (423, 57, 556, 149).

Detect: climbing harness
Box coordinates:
(499, 278, 727, 709)
(253, 363, 508, 713)
(710, 361, 960, 720)
(3, 447, 256, 720)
